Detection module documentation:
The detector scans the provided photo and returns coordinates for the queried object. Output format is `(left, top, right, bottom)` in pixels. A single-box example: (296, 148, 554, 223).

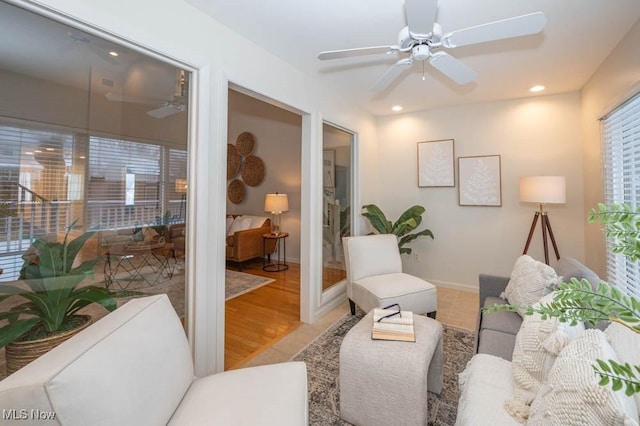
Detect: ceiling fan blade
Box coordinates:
(370, 58, 413, 92)
(428, 51, 476, 85)
(443, 12, 547, 48)
(318, 46, 399, 60)
(105, 92, 162, 106)
(147, 104, 185, 119)
(405, 0, 439, 39)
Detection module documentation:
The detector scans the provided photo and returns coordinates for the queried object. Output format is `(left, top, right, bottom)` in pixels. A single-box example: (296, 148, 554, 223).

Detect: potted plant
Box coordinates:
(0, 222, 117, 374)
(361, 204, 434, 254)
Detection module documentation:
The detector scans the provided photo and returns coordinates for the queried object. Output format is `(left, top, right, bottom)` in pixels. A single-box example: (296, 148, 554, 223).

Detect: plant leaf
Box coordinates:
(0, 318, 40, 348)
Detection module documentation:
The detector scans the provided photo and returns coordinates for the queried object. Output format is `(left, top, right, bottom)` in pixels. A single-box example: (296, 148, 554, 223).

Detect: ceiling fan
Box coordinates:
(105, 71, 187, 119)
(317, 0, 547, 92)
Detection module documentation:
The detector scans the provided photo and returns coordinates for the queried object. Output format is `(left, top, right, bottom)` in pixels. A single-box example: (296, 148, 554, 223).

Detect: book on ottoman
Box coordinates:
(371, 305, 416, 342)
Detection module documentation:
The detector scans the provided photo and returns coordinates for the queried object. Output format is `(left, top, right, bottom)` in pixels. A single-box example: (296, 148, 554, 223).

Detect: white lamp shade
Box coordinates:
(264, 193, 289, 213)
(519, 176, 566, 204)
(175, 178, 188, 193)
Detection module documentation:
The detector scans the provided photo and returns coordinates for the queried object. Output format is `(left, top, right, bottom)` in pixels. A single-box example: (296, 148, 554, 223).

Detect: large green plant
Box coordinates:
(485, 202, 640, 396)
(0, 223, 117, 347)
(361, 204, 434, 254)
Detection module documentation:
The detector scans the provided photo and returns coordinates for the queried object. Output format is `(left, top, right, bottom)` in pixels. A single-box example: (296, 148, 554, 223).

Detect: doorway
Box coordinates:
(224, 88, 302, 370)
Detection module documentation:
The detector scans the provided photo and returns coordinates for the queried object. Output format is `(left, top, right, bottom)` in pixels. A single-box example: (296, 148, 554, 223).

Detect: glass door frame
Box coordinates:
(319, 120, 358, 307)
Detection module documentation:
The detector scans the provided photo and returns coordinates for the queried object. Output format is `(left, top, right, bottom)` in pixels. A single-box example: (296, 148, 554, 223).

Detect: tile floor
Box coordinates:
(244, 286, 479, 368)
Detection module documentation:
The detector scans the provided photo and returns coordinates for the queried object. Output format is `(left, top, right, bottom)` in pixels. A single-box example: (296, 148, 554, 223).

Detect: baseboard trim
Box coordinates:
(429, 279, 478, 293)
(314, 288, 347, 322)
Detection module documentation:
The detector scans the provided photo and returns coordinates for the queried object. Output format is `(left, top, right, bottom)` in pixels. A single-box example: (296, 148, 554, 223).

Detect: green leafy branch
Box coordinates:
(588, 203, 640, 262)
(483, 277, 640, 331)
(594, 359, 640, 396)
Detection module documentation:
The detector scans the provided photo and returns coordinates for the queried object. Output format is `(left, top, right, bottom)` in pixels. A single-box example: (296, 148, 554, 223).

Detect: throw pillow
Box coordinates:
(227, 216, 252, 236)
(241, 215, 268, 229)
(528, 329, 639, 426)
(605, 322, 640, 410)
(504, 255, 560, 316)
(142, 227, 159, 242)
(505, 292, 585, 423)
(226, 217, 234, 235)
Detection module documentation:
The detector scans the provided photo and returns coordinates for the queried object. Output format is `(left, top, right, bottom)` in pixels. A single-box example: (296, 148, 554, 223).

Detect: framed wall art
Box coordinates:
(417, 139, 455, 187)
(458, 155, 502, 206)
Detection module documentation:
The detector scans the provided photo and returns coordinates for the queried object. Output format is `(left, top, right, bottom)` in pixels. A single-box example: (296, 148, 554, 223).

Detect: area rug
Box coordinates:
(225, 270, 275, 300)
(292, 312, 475, 426)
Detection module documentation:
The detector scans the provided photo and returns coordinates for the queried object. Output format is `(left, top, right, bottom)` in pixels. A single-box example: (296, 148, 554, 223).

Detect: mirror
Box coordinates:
(322, 122, 353, 292)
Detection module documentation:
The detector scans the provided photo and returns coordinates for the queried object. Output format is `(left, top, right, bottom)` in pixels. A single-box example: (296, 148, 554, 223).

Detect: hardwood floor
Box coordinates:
(225, 258, 479, 371)
(322, 265, 346, 291)
(225, 259, 302, 370)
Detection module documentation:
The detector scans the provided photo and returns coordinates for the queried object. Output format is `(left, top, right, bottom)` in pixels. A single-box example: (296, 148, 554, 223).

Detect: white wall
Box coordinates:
(375, 92, 585, 290)
(227, 89, 302, 262)
(581, 19, 640, 278)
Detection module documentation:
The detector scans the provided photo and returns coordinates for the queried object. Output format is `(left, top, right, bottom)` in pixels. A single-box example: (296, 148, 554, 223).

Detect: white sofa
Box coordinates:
(457, 321, 640, 425)
(0, 295, 308, 425)
(457, 256, 640, 425)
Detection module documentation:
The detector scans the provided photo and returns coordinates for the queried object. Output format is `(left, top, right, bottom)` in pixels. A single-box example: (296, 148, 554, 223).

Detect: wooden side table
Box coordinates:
(263, 232, 289, 272)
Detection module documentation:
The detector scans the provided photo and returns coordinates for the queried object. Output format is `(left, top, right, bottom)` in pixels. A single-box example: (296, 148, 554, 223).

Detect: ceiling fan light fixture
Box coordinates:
(530, 85, 545, 92)
(316, 0, 547, 93)
(412, 44, 430, 61)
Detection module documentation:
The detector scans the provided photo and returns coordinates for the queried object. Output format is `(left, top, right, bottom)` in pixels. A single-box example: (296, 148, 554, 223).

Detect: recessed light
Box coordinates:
(530, 85, 545, 93)
(25, 151, 33, 155)
(79, 156, 86, 159)
(34, 150, 42, 153)
(45, 148, 54, 151)
(391, 105, 403, 112)
(109, 51, 119, 57)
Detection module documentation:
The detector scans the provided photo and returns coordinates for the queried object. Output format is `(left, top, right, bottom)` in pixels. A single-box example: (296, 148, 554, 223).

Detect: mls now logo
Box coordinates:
(3, 409, 57, 421)
(2, 409, 28, 420)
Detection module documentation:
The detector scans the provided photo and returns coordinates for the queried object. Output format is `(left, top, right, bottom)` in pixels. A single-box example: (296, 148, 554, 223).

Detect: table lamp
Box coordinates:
(264, 193, 289, 236)
(520, 176, 566, 264)
(175, 179, 188, 219)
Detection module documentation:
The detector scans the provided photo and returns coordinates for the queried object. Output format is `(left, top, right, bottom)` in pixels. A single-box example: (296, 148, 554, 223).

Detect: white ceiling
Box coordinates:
(187, 0, 640, 116)
(0, 2, 182, 103)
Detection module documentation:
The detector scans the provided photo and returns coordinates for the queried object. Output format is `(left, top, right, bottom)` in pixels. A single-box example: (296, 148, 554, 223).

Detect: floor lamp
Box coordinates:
(520, 176, 566, 265)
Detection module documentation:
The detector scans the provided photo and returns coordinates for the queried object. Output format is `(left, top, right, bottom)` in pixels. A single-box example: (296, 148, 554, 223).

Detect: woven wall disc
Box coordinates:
(228, 179, 246, 204)
(236, 132, 256, 156)
(227, 144, 241, 180)
(241, 155, 265, 187)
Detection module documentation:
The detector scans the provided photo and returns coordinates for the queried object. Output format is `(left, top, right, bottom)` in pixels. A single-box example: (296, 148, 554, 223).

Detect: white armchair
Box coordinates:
(342, 234, 437, 318)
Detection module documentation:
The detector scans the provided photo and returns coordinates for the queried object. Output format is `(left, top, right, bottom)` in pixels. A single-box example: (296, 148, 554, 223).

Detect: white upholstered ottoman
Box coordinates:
(339, 310, 444, 426)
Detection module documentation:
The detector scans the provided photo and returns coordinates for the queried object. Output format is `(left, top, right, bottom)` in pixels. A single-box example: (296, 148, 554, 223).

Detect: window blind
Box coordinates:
(602, 92, 640, 298)
(0, 120, 188, 233)
(87, 136, 162, 229)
